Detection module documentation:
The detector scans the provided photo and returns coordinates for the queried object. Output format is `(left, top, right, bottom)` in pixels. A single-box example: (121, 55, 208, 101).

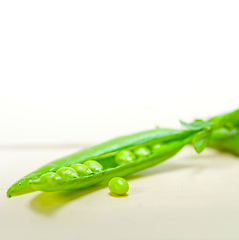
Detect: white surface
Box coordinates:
(1, 147, 239, 240)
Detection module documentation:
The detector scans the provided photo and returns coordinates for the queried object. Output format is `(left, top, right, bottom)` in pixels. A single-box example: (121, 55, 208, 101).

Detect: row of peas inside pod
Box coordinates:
(39, 160, 103, 184)
(39, 143, 165, 196)
(115, 143, 164, 164)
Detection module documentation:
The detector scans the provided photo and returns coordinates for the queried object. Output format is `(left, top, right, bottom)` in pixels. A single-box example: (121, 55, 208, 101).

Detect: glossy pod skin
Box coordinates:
(7, 128, 195, 197)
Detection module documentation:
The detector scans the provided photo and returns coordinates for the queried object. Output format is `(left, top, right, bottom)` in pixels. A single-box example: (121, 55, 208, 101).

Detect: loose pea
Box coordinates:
(108, 177, 129, 196)
(40, 172, 61, 184)
(71, 164, 92, 176)
(84, 160, 103, 172)
(115, 150, 136, 165)
(133, 146, 151, 157)
(56, 167, 78, 180)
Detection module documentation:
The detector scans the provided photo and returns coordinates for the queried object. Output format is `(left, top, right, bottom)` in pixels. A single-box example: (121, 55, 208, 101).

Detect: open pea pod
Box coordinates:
(7, 128, 196, 197)
(7, 108, 239, 197)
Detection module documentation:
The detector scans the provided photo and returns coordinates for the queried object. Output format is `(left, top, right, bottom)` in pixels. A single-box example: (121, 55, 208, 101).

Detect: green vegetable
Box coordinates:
(39, 172, 61, 191)
(133, 146, 151, 157)
(151, 143, 167, 153)
(6, 108, 239, 197)
(83, 160, 103, 173)
(40, 172, 61, 183)
(108, 177, 129, 196)
(209, 128, 239, 156)
(209, 108, 239, 129)
(7, 128, 194, 196)
(115, 150, 136, 165)
(192, 129, 211, 153)
(180, 119, 213, 130)
(30, 137, 192, 192)
(56, 167, 78, 180)
(71, 164, 92, 176)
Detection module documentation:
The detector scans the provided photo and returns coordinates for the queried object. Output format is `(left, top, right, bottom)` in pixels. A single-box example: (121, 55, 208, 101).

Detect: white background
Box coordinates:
(1, 1, 239, 145)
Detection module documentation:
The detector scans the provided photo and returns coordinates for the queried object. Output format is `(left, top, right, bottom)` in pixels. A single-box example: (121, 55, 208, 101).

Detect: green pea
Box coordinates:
(108, 177, 129, 196)
(71, 164, 92, 176)
(115, 150, 136, 165)
(83, 160, 103, 172)
(56, 167, 78, 180)
(40, 172, 61, 184)
(133, 146, 151, 157)
(151, 143, 166, 153)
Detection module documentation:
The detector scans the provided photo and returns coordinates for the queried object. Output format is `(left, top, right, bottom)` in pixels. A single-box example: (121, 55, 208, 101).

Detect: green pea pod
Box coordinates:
(181, 108, 239, 131)
(208, 108, 239, 128)
(29, 136, 192, 192)
(7, 108, 239, 197)
(7, 128, 195, 197)
(208, 128, 239, 156)
(209, 128, 238, 141)
(192, 129, 212, 153)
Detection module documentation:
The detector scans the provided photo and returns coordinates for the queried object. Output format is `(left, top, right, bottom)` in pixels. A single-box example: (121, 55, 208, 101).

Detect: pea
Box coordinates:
(115, 150, 136, 165)
(56, 167, 78, 180)
(71, 164, 93, 176)
(133, 146, 151, 157)
(151, 143, 166, 153)
(40, 172, 61, 184)
(108, 177, 129, 196)
(84, 160, 103, 173)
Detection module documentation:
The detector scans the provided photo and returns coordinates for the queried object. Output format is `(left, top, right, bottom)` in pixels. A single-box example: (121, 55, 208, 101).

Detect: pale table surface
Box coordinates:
(1, 145, 239, 240)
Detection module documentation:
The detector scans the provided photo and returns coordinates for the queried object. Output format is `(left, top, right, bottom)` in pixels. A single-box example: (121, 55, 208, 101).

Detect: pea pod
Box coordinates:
(7, 108, 239, 197)
(180, 108, 239, 154)
(208, 128, 239, 156)
(209, 108, 239, 129)
(7, 128, 195, 197)
(181, 108, 239, 131)
(29, 136, 192, 192)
